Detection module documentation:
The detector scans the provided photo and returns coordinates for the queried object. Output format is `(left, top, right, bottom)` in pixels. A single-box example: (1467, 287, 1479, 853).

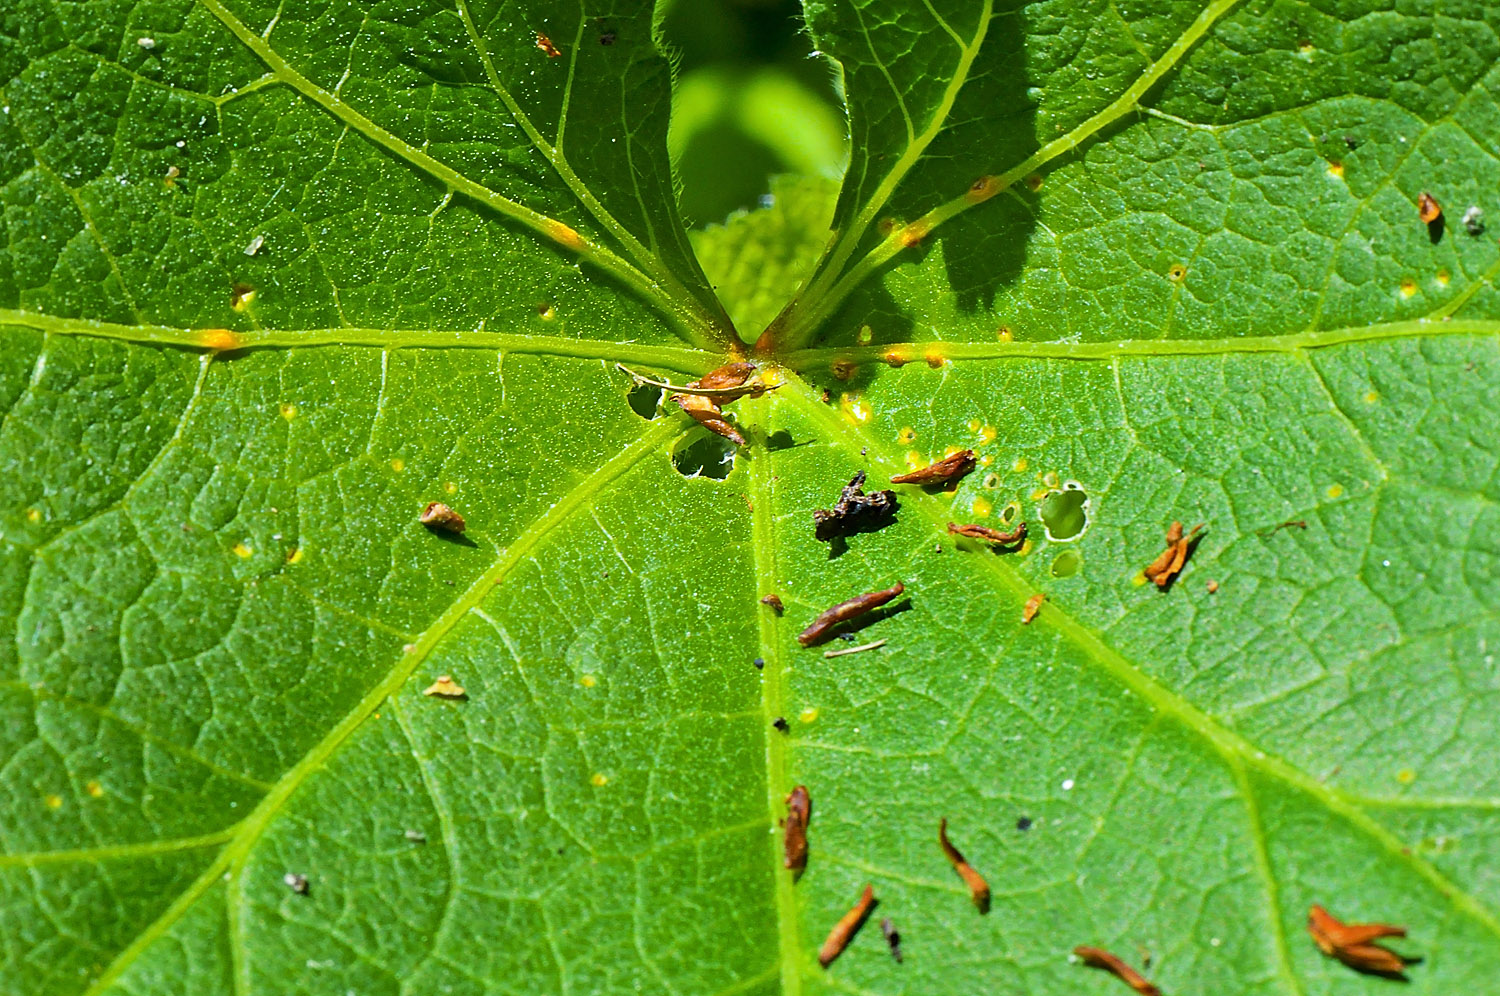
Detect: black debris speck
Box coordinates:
(773, 717, 790, 733)
(813, 471, 898, 542)
(1016, 816, 1033, 831)
(753, 657, 765, 669)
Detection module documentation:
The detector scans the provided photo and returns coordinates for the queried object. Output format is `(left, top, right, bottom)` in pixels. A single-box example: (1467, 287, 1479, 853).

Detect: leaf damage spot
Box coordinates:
(1167, 264, 1186, 282)
(798, 708, 818, 724)
(1051, 548, 1082, 578)
(1399, 277, 1418, 298)
(590, 772, 608, 787)
(197, 328, 239, 351)
(1327, 160, 1344, 179)
(543, 218, 584, 250)
(44, 794, 62, 810)
(283, 873, 309, 895)
(966, 175, 1000, 203)
(390, 458, 405, 473)
(278, 402, 296, 420)
(232, 542, 253, 559)
(671, 432, 735, 480)
(285, 547, 304, 564)
(230, 284, 255, 310)
(422, 675, 466, 699)
(85, 780, 103, 798)
(1039, 483, 1089, 541)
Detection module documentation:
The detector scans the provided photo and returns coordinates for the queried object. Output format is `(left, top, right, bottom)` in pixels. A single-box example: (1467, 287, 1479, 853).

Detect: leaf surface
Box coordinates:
(2, 1, 1498, 995)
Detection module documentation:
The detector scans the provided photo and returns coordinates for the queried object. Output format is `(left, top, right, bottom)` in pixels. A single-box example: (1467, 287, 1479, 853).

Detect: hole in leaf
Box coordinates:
(1039, 483, 1088, 541)
(671, 431, 735, 480)
(627, 383, 662, 419)
(1050, 549, 1082, 578)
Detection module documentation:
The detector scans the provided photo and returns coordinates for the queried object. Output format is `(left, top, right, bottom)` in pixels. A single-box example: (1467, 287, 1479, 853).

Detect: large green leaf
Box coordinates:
(2, 1, 1497, 994)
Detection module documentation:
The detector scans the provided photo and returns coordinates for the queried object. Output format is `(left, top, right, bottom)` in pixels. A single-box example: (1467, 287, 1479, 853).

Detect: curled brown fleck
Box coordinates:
(420, 501, 466, 534)
(938, 818, 990, 913)
(1418, 191, 1442, 224)
(666, 362, 774, 448)
(818, 884, 876, 968)
(760, 593, 785, 615)
(1308, 904, 1413, 977)
(948, 521, 1026, 546)
(813, 471, 898, 541)
(783, 785, 810, 876)
(891, 449, 976, 486)
(1142, 521, 1204, 589)
(1073, 946, 1161, 996)
(1022, 592, 1044, 624)
(797, 583, 905, 647)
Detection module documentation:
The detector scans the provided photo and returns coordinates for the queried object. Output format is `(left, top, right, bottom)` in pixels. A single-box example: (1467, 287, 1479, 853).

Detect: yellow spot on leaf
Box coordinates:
(1013, 457, 1029, 472)
(591, 773, 608, 787)
(1436, 269, 1450, 286)
(798, 708, 819, 724)
(897, 427, 917, 444)
(966, 175, 1000, 202)
(85, 780, 103, 798)
(1364, 390, 1379, 404)
(538, 302, 556, 320)
(1132, 572, 1150, 587)
(1399, 278, 1417, 298)
(232, 542, 253, 559)
(444, 481, 457, 494)
(44, 794, 62, 810)
(1326, 483, 1344, 498)
(286, 547, 304, 564)
(996, 326, 1013, 342)
(900, 219, 930, 247)
(1327, 161, 1344, 178)
(580, 674, 597, 688)
(1298, 40, 1315, 56)
(198, 328, 239, 351)
(1168, 264, 1186, 282)
(1396, 768, 1416, 785)
(979, 425, 996, 444)
(26, 508, 40, 523)
(967, 418, 981, 433)
(230, 284, 255, 310)
(840, 394, 870, 423)
(972, 497, 993, 518)
(761, 367, 785, 387)
(544, 219, 585, 250)
(390, 458, 405, 472)
(924, 349, 948, 369)
(279, 403, 296, 420)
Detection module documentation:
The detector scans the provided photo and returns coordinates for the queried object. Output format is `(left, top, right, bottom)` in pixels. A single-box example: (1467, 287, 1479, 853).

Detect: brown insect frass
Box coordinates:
(818, 884, 876, 968)
(880, 917, 903, 963)
(813, 471, 899, 541)
(938, 818, 991, 913)
(760, 593, 785, 615)
(797, 582, 905, 646)
(535, 32, 562, 57)
(1022, 592, 1044, 624)
(948, 521, 1027, 546)
(420, 501, 466, 534)
(1074, 946, 1160, 996)
(422, 675, 466, 699)
(1142, 521, 1204, 589)
(891, 449, 976, 486)
(1307, 904, 1413, 976)
(783, 785, 810, 876)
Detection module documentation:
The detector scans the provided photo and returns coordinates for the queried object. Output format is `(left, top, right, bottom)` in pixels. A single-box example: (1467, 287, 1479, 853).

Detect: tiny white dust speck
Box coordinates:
(245, 234, 265, 256)
(137, 37, 155, 49)
(1061, 779, 1075, 791)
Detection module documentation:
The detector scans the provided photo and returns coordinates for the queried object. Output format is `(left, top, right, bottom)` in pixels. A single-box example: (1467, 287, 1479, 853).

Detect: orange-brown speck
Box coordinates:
(884, 349, 910, 368)
(831, 359, 856, 380)
(1436, 268, 1450, 287)
(924, 350, 948, 369)
(279, 402, 296, 420)
(1025, 173, 1043, 192)
(1327, 161, 1344, 179)
(900, 220, 931, 248)
(1399, 278, 1417, 298)
(966, 175, 1000, 202)
(85, 781, 104, 798)
(996, 326, 1013, 342)
(286, 547, 304, 564)
(878, 217, 899, 236)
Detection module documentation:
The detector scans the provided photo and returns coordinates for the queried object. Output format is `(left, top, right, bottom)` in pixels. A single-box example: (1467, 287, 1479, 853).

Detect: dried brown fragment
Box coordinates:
(760, 593, 785, 615)
(938, 818, 991, 913)
(1074, 946, 1161, 996)
(422, 675, 466, 699)
(535, 32, 562, 57)
(1022, 592, 1044, 624)
(818, 884, 876, 968)
(783, 785, 810, 876)
(420, 501, 466, 534)
(880, 917, 903, 962)
(667, 362, 772, 448)
(813, 471, 899, 541)
(1418, 191, 1442, 224)
(1142, 521, 1205, 589)
(1308, 904, 1413, 976)
(1206, 579, 1219, 594)
(797, 582, 905, 647)
(891, 449, 976, 486)
(283, 872, 309, 895)
(948, 521, 1027, 546)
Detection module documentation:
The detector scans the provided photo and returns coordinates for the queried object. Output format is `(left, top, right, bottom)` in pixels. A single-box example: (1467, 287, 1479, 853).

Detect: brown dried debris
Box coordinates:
(948, 521, 1027, 547)
(1074, 946, 1161, 996)
(938, 817, 991, 913)
(760, 593, 784, 615)
(891, 449, 976, 486)
(1308, 904, 1414, 977)
(535, 32, 562, 57)
(783, 785, 810, 877)
(1418, 191, 1442, 224)
(797, 582, 905, 647)
(1142, 521, 1204, 589)
(618, 361, 774, 448)
(1022, 592, 1044, 624)
(422, 675, 467, 699)
(818, 884, 876, 968)
(813, 471, 899, 541)
(420, 501, 466, 534)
